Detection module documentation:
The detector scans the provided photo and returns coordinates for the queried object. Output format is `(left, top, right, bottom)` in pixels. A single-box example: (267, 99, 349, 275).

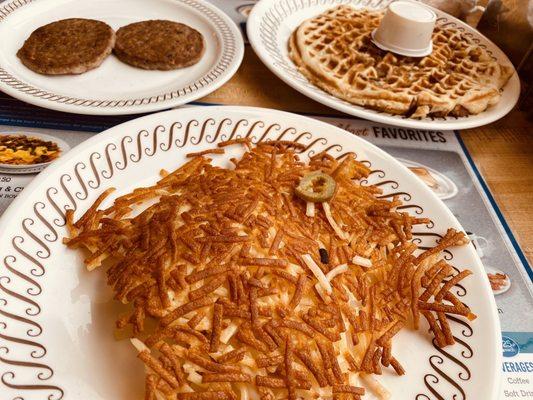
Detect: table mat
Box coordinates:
(0, 0, 531, 398)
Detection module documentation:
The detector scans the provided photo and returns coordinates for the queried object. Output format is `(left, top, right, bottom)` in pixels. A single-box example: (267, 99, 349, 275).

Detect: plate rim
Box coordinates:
(0, 105, 502, 399)
(0, 0, 245, 116)
(247, 0, 520, 130)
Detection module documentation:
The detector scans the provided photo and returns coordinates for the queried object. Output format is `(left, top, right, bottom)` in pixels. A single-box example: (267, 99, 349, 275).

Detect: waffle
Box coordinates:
(289, 6, 513, 118)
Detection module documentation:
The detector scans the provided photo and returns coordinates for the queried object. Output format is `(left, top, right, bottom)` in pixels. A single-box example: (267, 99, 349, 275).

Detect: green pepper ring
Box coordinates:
(295, 171, 337, 203)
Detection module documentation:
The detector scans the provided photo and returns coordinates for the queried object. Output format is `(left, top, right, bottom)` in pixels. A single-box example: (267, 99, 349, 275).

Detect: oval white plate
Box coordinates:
(0, 132, 70, 174)
(0, 0, 244, 115)
(0, 106, 500, 400)
(247, 0, 520, 130)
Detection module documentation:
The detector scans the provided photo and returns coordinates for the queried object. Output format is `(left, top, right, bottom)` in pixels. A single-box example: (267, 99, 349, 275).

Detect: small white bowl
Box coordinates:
(372, 0, 437, 57)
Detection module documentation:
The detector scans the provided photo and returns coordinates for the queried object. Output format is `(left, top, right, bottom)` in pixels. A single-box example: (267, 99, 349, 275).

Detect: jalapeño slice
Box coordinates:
(295, 171, 336, 203)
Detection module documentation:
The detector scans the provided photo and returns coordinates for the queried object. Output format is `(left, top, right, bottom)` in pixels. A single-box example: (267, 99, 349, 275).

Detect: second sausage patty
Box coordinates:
(114, 20, 205, 70)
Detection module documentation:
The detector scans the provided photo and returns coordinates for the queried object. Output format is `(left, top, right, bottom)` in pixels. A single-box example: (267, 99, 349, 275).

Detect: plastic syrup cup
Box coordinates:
(372, 0, 437, 57)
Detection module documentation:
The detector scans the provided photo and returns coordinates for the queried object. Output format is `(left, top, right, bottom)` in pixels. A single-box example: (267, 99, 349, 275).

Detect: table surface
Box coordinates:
(202, 47, 533, 265)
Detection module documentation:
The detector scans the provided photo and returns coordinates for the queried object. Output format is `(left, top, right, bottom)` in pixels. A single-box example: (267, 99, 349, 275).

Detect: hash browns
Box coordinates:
(65, 140, 475, 399)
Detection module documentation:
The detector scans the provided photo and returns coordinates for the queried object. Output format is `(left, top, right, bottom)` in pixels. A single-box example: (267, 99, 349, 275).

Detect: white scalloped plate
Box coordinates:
(247, 0, 520, 130)
(0, 0, 244, 115)
(0, 106, 500, 400)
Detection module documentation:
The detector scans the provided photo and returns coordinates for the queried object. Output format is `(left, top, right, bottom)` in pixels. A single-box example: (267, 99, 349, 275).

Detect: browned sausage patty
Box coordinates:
(114, 20, 204, 70)
(17, 18, 115, 75)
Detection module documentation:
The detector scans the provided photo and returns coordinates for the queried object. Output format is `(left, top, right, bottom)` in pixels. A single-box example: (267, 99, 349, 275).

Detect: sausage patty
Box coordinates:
(17, 18, 115, 75)
(114, 20, 204, 70)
